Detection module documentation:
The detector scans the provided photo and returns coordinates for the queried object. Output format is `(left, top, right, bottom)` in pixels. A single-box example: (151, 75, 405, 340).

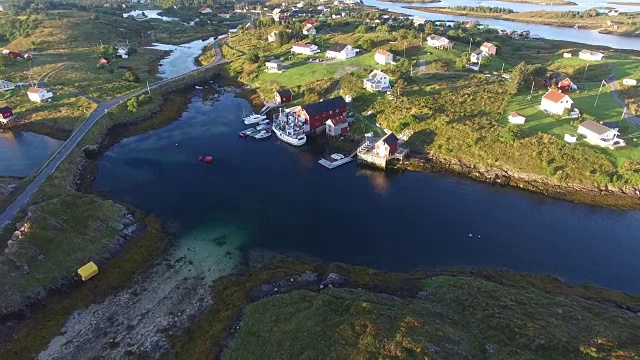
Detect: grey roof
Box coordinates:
(579, 120, 616, 136)
(327, 43, 349, 53)
(472, 48, 484, 55)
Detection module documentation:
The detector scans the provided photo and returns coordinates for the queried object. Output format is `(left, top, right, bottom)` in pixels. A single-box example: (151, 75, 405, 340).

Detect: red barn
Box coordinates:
(0, 106, 14, 123)
(297, 96, 348, 134)
(275, 89, 292, 105)
(7, 51, 22, 59)
(548, 73, 576, 92)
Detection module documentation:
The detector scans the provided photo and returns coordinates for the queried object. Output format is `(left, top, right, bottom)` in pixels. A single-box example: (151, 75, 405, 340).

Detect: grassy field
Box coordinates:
(225, 276, 640, 359)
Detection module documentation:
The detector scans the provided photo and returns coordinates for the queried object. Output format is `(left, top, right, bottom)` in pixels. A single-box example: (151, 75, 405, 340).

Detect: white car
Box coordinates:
(502, 73, 510, 79)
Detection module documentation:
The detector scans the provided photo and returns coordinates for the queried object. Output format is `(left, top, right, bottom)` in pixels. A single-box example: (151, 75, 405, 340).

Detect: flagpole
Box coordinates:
(594, 79, 605, 107)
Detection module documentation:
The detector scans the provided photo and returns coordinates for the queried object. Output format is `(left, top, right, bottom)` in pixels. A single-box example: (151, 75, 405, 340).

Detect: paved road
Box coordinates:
(608, 79, 640, 130)
(0, 37, 226, 229)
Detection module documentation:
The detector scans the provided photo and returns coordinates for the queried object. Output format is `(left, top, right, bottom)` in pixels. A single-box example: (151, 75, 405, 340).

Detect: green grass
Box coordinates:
(224, 277, 640, 359)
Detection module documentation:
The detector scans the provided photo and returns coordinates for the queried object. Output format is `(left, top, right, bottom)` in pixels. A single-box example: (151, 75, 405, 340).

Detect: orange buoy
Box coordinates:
(204, 156, 213, 164)
(198, 156, 203, 161)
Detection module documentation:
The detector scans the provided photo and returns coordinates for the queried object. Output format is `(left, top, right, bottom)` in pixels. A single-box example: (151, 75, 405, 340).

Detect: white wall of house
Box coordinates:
(541, 97, 572, 115)
(508, 115, 526, 124)
(27, 89, 53, 103)
(363, 71, 389, 92)
(325, 46, 357, 60)
(291, 45, 319, 55)
(577, 127, 618, 146)
(374, 52, 393, 65)
(470, 51, 488, 64)
(578, 52, 604, 61)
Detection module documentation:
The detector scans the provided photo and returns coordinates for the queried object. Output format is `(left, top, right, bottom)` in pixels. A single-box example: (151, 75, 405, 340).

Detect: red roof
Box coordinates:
(27, 87, 42, 94)
(303, 19, 317, 25)
(328, 116, 348, 126)
(376, 49, 391, 56)
(542, 90, 568, 104)
(510, 112, 524, 118)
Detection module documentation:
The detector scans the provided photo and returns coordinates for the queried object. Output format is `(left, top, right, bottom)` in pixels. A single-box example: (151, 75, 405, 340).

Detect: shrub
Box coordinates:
(123, 71, 140, 83)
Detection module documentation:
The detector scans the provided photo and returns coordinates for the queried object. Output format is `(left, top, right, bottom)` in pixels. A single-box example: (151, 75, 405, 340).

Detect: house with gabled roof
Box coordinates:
(27, 87, 53, 103)
(296, 96, 348, 134)
(0, 106, 14, 123)
(0, 80, 15, 92)
(374, 49, 393, 65)
(470, 48, 489, 64)
(480, 42, 497, 55)
(578, 120, 625, 148)
(578, 50, 604, 61)
(303, 23, 316, 35)
(325, 43, 357, 60)
(363, 69, 390, 92)
(426, 35, 451, 49)
(291, 42, 319, 55)
(275, 89, 293, 104)
(540, 90, 573, 115)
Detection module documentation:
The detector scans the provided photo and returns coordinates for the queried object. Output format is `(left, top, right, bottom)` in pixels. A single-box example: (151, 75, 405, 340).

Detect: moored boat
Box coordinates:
(272, 126, 306, 146)
(243, 113, 267, 125)
(253, 130, 271, 139)
(239, 127, 256, 137)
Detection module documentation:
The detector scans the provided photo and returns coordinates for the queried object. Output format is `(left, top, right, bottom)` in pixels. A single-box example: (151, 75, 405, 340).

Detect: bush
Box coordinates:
(247, 50, 260, 63)
(123, 71, 140, 83)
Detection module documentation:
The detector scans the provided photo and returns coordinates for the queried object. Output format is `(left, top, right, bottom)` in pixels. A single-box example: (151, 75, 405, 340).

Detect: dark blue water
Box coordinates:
(0, 131, 64, 177)
(93, 90, 640, 294)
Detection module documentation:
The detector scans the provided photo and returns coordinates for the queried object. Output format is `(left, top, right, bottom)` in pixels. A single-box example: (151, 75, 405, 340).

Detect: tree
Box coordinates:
(358, 38, 374, 51)
(394, 78, 406, 99)
(501, 124, 521, 143)
(247, 50, 260, 63)
(455, 53, 469, 71)
(98, 44, 116, 57)
(339, 72, 365, 99)
(425, 22, 435, 34)
(123, 71, 140, 83)
(355, 25, 368, 34)
(127, 97, 138, 112)
(480, 55, 491, 67)
(507, 61, 527, 95)
(390, 58, 411, 79)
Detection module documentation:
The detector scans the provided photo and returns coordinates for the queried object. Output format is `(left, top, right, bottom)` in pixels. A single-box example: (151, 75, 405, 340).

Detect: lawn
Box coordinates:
(549, 56, 614, 83)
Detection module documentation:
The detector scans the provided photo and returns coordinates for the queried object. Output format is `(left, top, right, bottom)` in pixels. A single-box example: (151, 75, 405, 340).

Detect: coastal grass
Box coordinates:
(0, 215, 169, 359)
(3, 91, 97, 131)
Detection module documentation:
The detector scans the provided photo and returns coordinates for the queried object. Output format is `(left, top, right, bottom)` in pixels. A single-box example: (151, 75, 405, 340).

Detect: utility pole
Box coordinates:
(147, 81, 151, 94)
(582, 62, 589, 81)
(527, 81, 534, 100)
(594, 79, 606, 107)
(468, 38, 472, 54)
(403, 41, 406, 58)
(501, 62, 504, 73)
(621, 107, 626, 120)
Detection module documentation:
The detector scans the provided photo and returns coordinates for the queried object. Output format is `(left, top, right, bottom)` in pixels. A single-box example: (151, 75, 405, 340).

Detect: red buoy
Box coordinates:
(198, 156, 203, 161)
(204, 156, 213, 164)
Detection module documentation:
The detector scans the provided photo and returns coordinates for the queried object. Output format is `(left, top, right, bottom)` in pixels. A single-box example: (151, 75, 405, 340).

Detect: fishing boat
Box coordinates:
(243, 113, 267, 125)
(238, 127, 256, 137)
(258, 119, 271, 125)
(256, 124, 271, 131)
(272, 109, 307, 146)
(195, 86, 204, 89)
(253, 130, 271, 139)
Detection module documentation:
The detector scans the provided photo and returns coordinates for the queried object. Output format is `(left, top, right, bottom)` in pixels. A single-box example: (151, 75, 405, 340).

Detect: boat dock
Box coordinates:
(318, 153, 353, 169)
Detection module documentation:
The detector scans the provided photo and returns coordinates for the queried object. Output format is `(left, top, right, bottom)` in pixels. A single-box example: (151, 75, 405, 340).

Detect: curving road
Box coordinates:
(0, 37, 226, 228)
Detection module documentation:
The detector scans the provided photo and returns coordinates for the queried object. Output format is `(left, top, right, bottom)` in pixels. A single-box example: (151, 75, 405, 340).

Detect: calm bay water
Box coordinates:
(93, 90, 640, 294)
(0, 131, 63, 177)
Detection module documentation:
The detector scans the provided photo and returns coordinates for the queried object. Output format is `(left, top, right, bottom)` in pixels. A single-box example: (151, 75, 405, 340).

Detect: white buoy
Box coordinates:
(468, 234, 472, 237)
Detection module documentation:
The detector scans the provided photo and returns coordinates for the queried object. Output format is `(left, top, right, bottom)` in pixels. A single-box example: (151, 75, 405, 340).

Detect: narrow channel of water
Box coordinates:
(0, 131, 63, 177)
(146, 37, 216, 79)
(93, 90, 640, 294)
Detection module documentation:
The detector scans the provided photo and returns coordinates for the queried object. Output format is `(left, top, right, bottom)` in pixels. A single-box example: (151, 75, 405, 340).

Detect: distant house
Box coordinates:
(117, 46, 129, 59)
(325, 116, 349, 137)
(268, 30, 278, 42)
(608, 9, 620, 16)
(426, 35, 451, 49)
(578, 120, 625, 147)
(272, 8, 286, 22)
(275, 89, 293, 104)
(413, 18, 426, 27)
(548, 73, 577, 92)
(578, 50, 604, 61)
(0, 106, 14, 123)
(325, 43, 357, 60)
(0, 80, 15, 92)
(98, 57, 112, 65)
(363, 69, 390, 92)
(508, 112, 526, 124)
(480, 42, 497, 55)
(291, 42, 319, 55)
(302, 24, 316, 35)
(470, 48, 489, 64)
(564, 134, 578, 143)
(374, 49, 393, 65)
(540, 90, 573, 115)
(563, 52, 572, 58)
(296, 96, 348, 134)
(622, 79, 637, 86)
(608, 20, 622, 29)
(265, 60, 285, 73)
(27, 87, 53, 103)
(374, 132, 398, 158)
(497, 29, 508, 36)
(199, 6, 212, 13)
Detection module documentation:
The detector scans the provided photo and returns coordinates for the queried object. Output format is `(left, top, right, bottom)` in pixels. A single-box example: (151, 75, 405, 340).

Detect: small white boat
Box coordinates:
(239, 127, 256, 137)
(253, 130, 271, 139)
(195, 86, 204, 89)
(330, 153, 345, 160)
(256, 124, 271, 131)
(243, 113, 267, 125)
(258, 119, 271, 125)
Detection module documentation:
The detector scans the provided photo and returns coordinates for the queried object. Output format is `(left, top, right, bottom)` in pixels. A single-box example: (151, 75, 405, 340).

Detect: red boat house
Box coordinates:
(275, 89, 292, 105)
(296, 96, 348, 134)
(0, 106, 14, 123)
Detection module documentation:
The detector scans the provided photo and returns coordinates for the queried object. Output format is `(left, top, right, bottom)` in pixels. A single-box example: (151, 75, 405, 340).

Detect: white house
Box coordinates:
(426, 34, 451, 49)
(268, 30, 278, 42)
(578, 50, 605, 61)
(27, 87, 53, 103)
(302, 24, 316, 35)
(325, 43, 358, 60)
(563, 52, 572, 58)
(291, 42, 320, 55)
(508, 112, 526, 124)
(374, 49, 393, 65)
(608, 9, 620, 16)
(470, 48, 489, 64)
(540, 90, 573, 115)
(265, 60, 285, 73)
(363, 69, 390, 92)
(0, 80, 15, 92)
(116, 45, 129, 59)
(577, 120, 625, 147)
(325, 117, 349, 137)
(622, 79, 637, 86)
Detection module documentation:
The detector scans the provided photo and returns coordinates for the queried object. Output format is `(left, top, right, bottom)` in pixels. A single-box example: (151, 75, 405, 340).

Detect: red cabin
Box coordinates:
(275, 89, 292, 105)
(7, 51, 22, 59)
(297, 96, 348, 134)
(0, 106, 14, 122)
(374, 132, 398, 158)
(548, 73, 576, 92)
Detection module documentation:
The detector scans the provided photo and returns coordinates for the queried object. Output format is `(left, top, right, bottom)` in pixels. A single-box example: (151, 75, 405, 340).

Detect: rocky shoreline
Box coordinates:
(395, 153, 640, 209)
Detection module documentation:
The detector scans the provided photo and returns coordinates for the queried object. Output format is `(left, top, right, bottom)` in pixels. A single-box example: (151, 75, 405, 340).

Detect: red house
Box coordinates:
(303, 19, 317, 26)
(548, 73, 576, 92)
(296, 96, 348, 134)
(98, 57, 112, 65)
(275, 89, 292, 105)
(374, 132, 398, 158)
(0, 106, 14, 123)
(7, 51, 22, 59)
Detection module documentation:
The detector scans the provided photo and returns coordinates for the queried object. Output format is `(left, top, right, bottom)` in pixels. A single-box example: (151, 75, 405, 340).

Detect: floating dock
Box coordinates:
(318, 154, 353, 169)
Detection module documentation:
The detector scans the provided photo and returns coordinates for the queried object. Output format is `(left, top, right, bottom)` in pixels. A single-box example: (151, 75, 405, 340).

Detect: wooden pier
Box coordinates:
(318, 153, 354, 169)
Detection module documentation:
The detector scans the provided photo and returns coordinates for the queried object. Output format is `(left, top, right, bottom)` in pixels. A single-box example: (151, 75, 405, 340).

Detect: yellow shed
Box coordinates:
(77, 261, 99, 281)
